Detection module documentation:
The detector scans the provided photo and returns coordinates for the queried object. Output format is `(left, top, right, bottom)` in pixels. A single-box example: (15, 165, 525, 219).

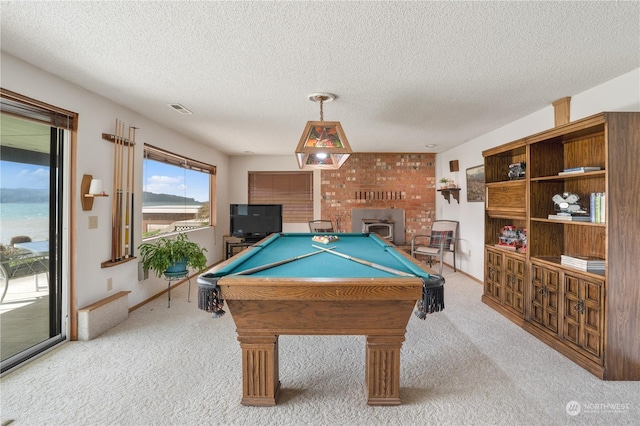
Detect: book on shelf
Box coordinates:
(589, 192, 606, 223)
(563, 265, 606, 272)
(561, 254, 605, 271)
(561, 254, 605, 263)
(547, 214, 591, 222)
(558, 166, 602, 175)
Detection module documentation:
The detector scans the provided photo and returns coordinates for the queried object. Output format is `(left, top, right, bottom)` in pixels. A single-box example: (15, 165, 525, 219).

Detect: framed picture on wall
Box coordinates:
(466, 165, 485, 202)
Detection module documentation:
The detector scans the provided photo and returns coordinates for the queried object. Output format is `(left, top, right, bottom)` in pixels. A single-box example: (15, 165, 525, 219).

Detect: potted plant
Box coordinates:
(138, 233, 208, 277)
(439, 177, 449, 189)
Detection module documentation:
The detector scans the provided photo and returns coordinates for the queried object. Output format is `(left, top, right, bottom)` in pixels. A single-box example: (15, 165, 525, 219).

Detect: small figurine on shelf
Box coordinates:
(498, 225, 520, 248)
(496, 225, 527, 252)
(517, 228, 527, 253)
(508, 162, 526, 180)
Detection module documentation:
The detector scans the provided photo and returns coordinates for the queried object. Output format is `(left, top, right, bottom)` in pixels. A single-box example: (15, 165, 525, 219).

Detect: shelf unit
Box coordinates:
(482, 112, 640, 380)
(437, 187, 460, 204)
(80, 174, 108, 211)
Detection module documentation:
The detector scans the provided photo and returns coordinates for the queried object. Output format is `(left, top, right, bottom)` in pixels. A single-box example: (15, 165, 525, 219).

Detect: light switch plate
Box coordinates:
(88, 216, 98, 229)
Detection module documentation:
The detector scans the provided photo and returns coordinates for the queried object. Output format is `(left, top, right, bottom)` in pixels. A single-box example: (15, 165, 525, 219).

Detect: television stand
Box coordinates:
(223, 236, 256, 259)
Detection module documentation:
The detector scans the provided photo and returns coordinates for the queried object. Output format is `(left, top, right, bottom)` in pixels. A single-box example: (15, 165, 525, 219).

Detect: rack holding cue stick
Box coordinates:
(101, 121, 138, 268)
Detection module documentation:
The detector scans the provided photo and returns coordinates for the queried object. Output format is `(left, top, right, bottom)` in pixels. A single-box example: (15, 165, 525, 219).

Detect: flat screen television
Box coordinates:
(230, 204, 283, 241)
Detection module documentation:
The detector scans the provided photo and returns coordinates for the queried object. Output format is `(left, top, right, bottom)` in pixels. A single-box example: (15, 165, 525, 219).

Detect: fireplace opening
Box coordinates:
(362, 219, 394, 242)
(351, 209, 405, 245)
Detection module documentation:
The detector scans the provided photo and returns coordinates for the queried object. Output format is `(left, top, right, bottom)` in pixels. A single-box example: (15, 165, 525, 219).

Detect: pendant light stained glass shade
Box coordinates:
(296, 121, 352, 169)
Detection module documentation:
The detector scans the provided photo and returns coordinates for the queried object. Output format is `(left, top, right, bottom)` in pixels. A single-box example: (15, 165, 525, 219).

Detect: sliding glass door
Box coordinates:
(1, 91, 70, 373)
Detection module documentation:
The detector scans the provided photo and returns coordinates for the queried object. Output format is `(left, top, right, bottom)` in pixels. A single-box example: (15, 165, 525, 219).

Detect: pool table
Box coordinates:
(198, 232, 437, 406)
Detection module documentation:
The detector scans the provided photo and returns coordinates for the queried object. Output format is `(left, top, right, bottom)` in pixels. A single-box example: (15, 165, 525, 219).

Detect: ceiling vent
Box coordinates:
(168, 103, 193, 114)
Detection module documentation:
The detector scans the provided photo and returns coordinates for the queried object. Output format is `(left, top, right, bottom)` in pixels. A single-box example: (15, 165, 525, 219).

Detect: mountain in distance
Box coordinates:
(0, 188, 49, 203)
(142, 191, 202, 205)
(0, 188, 202, 205)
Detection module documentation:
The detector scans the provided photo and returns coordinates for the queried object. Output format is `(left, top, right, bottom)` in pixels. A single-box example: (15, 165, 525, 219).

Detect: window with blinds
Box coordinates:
(142, 144, 216, 238)
(0, 88, 76, 130)
(249, 172, 313, 223)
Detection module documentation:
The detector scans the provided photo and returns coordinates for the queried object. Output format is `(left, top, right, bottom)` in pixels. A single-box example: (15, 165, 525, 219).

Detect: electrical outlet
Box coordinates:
(107, 278, 113, 291)
(468, 249, 471, 257)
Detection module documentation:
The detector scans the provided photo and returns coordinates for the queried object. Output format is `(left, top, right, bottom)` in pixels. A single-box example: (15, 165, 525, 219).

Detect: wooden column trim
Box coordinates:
(552, 97, 571, 127)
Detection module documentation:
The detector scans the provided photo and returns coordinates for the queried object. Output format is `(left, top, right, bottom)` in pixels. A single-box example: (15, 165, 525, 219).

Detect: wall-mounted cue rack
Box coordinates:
(100, 119, 138, 268)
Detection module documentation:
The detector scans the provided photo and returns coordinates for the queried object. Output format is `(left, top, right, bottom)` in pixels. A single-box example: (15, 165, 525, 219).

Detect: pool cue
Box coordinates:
(311, 245, 415, 277)
(115, 120, 125, 260)
(114, 120, 121, 260)
(231, 247, 335, 276)
(110, 119, 119, 262)
(121, 121, 127, 258)
(124, 126, 132, 257)
(129, 127, 136, 258)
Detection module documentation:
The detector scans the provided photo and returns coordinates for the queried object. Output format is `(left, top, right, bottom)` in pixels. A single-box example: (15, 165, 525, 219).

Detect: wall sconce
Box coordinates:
(81, 174, 108, 211)
(295, 93, 352, 169)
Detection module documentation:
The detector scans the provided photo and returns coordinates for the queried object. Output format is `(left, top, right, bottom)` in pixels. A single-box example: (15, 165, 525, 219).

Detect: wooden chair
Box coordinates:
(411, 220, 459, 275)
(308, 220, 334, 233)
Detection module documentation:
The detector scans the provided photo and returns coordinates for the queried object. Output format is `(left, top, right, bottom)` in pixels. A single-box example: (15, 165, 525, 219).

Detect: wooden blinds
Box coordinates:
(0, 88, 76, 130)
(144, 143, 216, 175)
(249, 171, 313, 223)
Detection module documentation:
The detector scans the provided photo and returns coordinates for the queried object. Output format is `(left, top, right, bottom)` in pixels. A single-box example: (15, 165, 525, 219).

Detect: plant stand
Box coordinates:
(164, 270, 190, 308)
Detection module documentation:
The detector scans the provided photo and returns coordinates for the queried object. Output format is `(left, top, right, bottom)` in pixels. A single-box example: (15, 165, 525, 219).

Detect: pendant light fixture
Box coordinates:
(295, 93, 352, 169)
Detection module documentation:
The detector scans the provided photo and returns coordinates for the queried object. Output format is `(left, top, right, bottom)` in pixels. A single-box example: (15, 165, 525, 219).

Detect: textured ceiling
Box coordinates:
(1, 1, 639, 156)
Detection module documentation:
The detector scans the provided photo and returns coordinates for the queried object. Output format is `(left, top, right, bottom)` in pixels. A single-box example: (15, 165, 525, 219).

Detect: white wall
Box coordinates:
(436, 68, 640, 280)
(1, 53, 231, 309)
(228, 155, 321, 233)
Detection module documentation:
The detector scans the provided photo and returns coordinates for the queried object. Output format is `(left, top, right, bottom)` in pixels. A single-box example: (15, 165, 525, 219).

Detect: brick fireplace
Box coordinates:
(320, 153, 437, 245)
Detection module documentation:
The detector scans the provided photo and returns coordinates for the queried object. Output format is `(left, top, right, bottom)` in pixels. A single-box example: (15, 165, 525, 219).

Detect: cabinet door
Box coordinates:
(563, 273, 604, 361)
(484, 248, 503, 302)
(545, 268, 560, 333)
(504, 254, 525, 315)
(529, 263, 559, 334)
(485, 181, 526, 218)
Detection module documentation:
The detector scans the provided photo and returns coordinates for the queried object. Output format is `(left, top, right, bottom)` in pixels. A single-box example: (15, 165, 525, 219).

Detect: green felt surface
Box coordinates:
(214, 233, 428, 278)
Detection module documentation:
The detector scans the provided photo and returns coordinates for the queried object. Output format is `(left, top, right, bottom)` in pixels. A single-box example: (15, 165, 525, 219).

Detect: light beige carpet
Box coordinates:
(1, 269, 638, 425)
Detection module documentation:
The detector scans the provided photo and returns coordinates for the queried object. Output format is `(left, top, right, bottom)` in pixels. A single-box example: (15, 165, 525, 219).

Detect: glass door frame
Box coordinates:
(0, 89, 75, 374)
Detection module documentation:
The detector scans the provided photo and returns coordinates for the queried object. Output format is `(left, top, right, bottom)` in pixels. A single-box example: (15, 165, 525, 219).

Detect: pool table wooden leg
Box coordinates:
(237, 333, 281, 406)
(365, 334, 405, 405)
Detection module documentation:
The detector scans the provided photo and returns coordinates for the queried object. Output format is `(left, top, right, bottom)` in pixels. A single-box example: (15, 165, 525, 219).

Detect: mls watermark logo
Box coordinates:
(566, 400, 630, 416)
(566, 400, 581, 416)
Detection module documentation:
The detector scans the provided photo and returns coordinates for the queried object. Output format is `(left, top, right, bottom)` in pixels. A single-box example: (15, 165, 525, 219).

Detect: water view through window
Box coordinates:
(142, 157, 211, 239)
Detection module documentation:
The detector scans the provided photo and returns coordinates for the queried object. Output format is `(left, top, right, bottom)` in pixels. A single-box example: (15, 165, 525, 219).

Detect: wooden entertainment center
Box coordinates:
(482, 111, 639, 380)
